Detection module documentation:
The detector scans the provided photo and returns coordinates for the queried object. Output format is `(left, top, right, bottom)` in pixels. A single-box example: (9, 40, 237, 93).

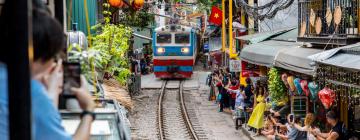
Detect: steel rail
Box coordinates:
(157, 81, 167, 140)
(179, 81, 199, 140)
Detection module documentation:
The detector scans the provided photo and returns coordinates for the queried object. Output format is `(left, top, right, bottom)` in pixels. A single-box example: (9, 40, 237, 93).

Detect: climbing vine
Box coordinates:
(89, 23, 132, 85)
(268, 67, 287, 106)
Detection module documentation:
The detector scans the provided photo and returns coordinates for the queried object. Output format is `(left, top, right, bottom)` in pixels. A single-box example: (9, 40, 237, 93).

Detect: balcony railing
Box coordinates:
(298, 0, 360, 45)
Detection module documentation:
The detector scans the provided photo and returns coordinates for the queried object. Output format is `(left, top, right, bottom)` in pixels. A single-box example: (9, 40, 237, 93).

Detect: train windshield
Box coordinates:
(157, 34, 172, 44)
(175, 34, 190, 44)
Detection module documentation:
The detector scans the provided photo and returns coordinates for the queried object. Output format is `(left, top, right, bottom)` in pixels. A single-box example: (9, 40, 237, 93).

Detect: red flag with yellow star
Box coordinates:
(209, 6, 222, 26)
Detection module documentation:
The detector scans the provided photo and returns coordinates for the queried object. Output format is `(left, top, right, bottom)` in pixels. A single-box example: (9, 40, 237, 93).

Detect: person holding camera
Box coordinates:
(310, 111, 346, 140)
(0, 8, 95, 140)
(291, 113, 320, 140)
(267, 114, 306, 140)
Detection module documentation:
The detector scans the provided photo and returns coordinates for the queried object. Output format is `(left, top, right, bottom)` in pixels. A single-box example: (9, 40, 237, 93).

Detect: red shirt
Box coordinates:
(229, 86, 238, 99)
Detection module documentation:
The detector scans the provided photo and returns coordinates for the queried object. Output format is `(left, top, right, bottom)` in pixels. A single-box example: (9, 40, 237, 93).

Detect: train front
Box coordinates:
(152, 25, 196, 79)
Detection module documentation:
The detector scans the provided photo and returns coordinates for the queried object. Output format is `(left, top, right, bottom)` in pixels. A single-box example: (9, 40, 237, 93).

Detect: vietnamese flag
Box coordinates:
(209, 6, 222, 26)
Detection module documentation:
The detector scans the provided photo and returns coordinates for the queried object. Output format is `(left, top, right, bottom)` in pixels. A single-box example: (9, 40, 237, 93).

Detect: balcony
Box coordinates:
(297, 0, 360, 46)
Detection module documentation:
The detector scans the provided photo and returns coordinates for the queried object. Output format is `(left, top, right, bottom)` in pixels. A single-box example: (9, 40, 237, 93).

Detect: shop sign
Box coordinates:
(241, 61, 259, 77)
(229, 60, 241, 72)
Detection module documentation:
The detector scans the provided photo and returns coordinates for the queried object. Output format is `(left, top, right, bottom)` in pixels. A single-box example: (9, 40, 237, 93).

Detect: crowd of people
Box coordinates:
(208, 68, 347, 140)
(130, 45, 152, 75)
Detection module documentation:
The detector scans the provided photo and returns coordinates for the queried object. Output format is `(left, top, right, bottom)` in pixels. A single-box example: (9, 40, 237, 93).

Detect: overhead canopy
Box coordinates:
(235, 27, 295, 44)
(321, 53, 360, 70)
(309, 43, 360, 71)
(132, 33, 152, 41)
(240, 40, 299, 67)
(275, 47, 323, 75)
(272, 28, 298, 42)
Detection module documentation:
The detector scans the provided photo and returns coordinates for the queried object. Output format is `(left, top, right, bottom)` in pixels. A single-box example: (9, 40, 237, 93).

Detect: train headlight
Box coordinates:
(181, 48, 189, 53)
(157, 48, 165, 53)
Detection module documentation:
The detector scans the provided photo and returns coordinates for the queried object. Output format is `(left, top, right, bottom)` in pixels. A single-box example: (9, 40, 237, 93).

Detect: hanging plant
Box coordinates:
(268, 68, 287, 105)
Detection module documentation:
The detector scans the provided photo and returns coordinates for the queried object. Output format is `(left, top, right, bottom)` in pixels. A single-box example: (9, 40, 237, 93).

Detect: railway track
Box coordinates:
(158, 81, 199, 140)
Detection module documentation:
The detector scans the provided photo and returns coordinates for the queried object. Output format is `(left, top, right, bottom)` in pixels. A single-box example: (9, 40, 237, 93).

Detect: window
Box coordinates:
(156, 34, 172, 44)
(175, 34, 190, 44)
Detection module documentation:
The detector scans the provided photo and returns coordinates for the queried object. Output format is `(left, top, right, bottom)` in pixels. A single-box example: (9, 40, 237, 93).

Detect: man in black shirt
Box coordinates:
(312, 111, 344, 140)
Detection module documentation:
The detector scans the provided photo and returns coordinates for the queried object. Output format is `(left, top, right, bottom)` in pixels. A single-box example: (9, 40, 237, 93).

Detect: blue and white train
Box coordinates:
(152, 24, 199, 78)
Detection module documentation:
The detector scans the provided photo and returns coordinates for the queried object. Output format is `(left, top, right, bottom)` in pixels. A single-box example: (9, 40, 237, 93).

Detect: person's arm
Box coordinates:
(313, 130, 330, 140)
(276, 132, 289, 140)
(71, 76, 96, 140)
(261, 128, 275, 135)
(293, 123, 309, 131)
(269, 116, 278, 125)
(241, 91, 247, 98)
(326, 132, 339, 140)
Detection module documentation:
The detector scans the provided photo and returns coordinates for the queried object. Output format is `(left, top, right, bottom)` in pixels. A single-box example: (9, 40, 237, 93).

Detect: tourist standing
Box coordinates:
(225, 84, 246, 129)
(247, 85, 267, 135)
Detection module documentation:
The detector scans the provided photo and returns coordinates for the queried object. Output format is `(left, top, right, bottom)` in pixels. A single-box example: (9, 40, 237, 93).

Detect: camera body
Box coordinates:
(62, 61, 81, 98)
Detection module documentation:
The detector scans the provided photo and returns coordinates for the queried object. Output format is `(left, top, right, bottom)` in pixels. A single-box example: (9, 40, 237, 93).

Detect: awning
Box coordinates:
(132, 33, 152, 41)
(235, 27, 295, 44)
(274, 47, 323, 75)
(321, 53, 360, 71)
(240, 40, 300, 67)
(272, 28, 298, 42)
(309, 43, 360, 71)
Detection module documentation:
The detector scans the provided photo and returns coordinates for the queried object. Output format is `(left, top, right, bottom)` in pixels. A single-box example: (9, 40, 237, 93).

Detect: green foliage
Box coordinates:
(67, 44, 90, 74)
(118, 8, 155, 28)
(196, 0, 221, 13)
(89, 23, 132, 85)
(268, 68, 287, 104)
(101, 1, 154, 28)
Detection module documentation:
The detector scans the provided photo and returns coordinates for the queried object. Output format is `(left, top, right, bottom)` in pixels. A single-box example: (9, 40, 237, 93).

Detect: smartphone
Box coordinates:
(289, 114, 294, 123)
(62, 62, 81, 98)
(276, 126, 280, 132)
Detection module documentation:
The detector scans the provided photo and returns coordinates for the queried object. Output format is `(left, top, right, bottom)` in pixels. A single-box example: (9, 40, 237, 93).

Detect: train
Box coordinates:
(152, 24, 199, 79)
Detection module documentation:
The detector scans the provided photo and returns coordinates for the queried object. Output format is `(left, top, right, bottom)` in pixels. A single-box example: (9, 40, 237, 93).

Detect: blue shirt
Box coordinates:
(0, 63, 72, 140)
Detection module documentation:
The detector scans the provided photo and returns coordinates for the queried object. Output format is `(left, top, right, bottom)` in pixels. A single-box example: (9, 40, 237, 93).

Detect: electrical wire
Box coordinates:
(235, 0, 295, 21)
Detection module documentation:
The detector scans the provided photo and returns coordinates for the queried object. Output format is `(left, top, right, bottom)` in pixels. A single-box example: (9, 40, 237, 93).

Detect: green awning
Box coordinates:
(235, 27, 295, 44)
(274, 47, 322, 75)
(240, 40, 300, 67)
(66, 0, 97, 35)
(272, 28, 298, 42)
(309, 43, 360, 71)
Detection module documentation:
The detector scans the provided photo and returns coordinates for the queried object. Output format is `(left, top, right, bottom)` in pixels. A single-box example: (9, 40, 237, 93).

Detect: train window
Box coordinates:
(156, 34, 172, 44)
(175, 34, 190, 44)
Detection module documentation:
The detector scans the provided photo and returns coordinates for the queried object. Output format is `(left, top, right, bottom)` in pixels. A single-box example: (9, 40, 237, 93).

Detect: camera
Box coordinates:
(289, 114, 294, 123)
(62, 61, 81, 98)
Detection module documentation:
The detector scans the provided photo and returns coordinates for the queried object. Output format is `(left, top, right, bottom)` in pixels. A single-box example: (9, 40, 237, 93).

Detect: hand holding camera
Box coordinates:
(70, 76, 95, 112)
